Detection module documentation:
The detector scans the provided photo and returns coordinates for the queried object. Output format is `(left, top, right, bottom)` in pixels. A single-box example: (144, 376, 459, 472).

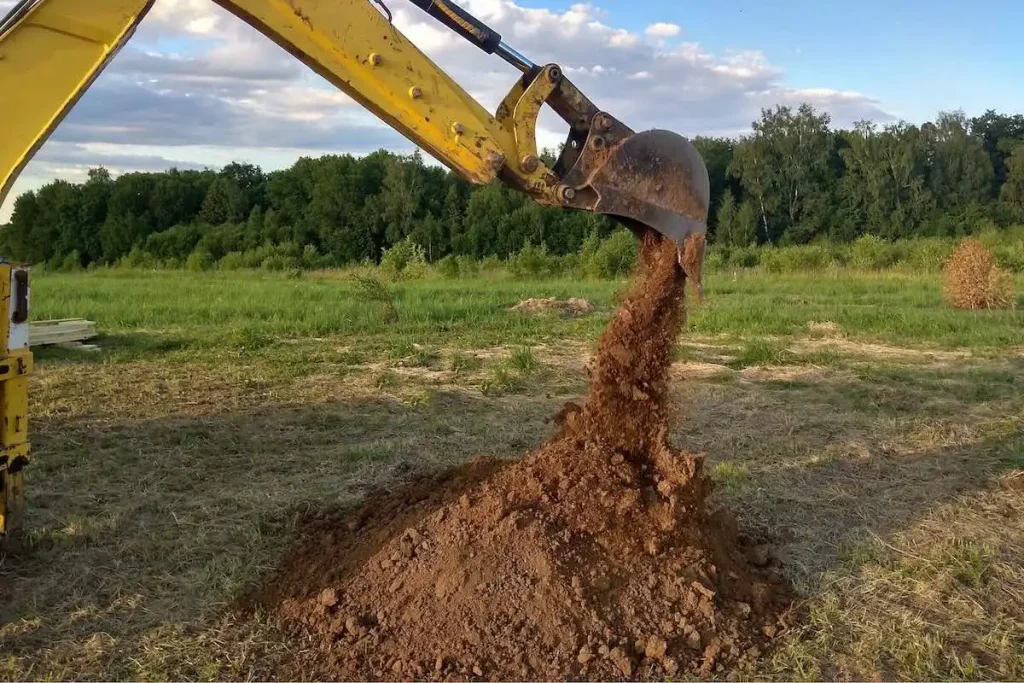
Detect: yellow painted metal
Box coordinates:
(0, 263, 30, 538)
(210, 0, 524, 184)
(0, 0, 563, 207)
(513, 68, 558, 172)
(0, 0, 155, 207)
(0, 0, 567, 535)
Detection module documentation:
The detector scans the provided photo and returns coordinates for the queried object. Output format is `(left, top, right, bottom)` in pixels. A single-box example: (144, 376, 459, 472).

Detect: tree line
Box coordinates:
(4, 106, 1024, 270)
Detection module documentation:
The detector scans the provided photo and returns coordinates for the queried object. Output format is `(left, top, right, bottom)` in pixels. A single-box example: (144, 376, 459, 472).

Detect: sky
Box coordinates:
(3, 0, 1023, 222)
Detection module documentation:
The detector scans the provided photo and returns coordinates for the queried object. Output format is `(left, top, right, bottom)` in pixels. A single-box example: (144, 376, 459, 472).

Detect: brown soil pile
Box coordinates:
(255, 232, 791, 680)
(510, 297, 595, 317)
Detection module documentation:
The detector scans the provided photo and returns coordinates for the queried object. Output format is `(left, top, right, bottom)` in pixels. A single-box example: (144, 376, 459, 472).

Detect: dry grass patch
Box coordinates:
(508, 296, 594, 317)
(5, 314, 1023, 680)
(772, 485, 1024, 680)
(944, 238, 1016, 310)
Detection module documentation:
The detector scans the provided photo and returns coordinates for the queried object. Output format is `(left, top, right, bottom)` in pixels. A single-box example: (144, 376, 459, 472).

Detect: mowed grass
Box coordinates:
(2, 266, 1022, 680)
(30, 269, 1024, 352)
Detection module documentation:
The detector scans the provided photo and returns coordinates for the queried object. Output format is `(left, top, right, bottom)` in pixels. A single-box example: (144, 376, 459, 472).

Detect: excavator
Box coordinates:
(0, 0, 710, 538)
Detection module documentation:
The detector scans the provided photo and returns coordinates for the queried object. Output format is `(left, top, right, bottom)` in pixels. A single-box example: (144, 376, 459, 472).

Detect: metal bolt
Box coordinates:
(596, 114, 613, 132)
(451, 122, 466, 136)
(548, 66, 562, 83)
(591, 136, 606, 150)
(521, 155, 539, 173)
(409, 86, 423, 99)
(369, 53, 382, 66)
(559, 186, 577, 202)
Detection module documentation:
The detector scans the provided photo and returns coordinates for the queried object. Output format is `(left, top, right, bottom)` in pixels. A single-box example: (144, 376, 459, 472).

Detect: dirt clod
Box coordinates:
(253, 232, 791, 680)
(645, 635, 668, 660)
(317, 588, 338, 607)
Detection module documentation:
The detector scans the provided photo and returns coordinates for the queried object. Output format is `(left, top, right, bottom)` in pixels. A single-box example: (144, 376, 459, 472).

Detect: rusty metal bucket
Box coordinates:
(588, 130, 710, 249)
(559, 126, 709, 293)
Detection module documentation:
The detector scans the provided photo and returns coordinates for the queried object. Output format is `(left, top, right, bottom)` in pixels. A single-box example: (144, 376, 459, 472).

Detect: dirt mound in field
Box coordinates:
(510, 297, 594, 317)
(255, 233, 791, 680)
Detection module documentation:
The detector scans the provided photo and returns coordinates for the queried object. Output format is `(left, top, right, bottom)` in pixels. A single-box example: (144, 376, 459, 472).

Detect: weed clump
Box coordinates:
(350, 275, 399, 323)
(943, 238, 1016, 310)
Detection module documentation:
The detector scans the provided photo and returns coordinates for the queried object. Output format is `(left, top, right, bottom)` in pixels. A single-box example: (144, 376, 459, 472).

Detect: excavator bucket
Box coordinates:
(565, 128, 710, 292)
(589, 130, 710, 248)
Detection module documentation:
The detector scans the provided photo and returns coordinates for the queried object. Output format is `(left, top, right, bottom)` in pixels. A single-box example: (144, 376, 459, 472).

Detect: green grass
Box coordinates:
(692, 271, 1024, 347)
(729, 338, 790, 367)
(4, 266, 1024, 680)
(508, 346, 540, 372)
(711, 461, 751, 489)
(29, 270, 1024, 355)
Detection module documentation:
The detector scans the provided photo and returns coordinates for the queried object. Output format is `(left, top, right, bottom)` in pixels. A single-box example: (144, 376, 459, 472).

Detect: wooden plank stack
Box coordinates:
(29, 319, 99, 351)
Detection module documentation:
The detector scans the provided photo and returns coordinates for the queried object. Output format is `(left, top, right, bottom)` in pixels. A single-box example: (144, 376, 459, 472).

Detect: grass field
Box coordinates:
(2, 267, 1023, 680)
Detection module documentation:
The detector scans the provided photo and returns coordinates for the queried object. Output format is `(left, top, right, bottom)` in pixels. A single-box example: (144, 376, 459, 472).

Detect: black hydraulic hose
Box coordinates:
(405, 0, 535, 72)
(0, 0, 42, 38)
(406, 0, 501, 53)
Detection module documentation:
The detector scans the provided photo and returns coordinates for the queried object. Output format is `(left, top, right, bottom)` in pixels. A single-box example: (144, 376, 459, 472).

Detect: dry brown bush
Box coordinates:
(943, 238, 1016, 310)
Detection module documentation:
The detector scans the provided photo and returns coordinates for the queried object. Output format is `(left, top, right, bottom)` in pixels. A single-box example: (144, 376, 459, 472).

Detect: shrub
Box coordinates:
(350, 275, 399, 323)
(261, 254, 300, 272)
(559, 252, 581, 277)
(59, 250, 83, 273)
(301, 244, 320, 269)
(848, 234, 898, 270)
(904, 238, 955, 272)
(238, 245, 276, 268)
(456, 255, 480, 277)
(480, 255, 503, 272)
(585, 230, 637, 279)
(704, 247, 728, 273)
(943, 238, 1016, 310)
(727, 246, 760, 269)
(380, 237, 426, 280)
(218, 251, 247, 271)
(436, 254, 460, 279)
(117, 246, 158, 270)
(186, 249, 216, 272)
(992, 243, 1024, 273)
(402, 259, 430, 280)
(760, 245, 833, 273)
(509, 242, 559, 279)
(972, 219, 1002, 247)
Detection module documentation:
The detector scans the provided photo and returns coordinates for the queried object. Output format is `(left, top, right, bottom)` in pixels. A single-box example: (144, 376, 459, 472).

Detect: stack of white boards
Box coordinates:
(29, 319, 99, 351)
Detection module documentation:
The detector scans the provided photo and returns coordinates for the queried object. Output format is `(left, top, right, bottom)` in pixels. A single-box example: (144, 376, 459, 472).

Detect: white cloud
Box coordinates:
(645, 22, 682, 39)
(2, 0, 893, 222)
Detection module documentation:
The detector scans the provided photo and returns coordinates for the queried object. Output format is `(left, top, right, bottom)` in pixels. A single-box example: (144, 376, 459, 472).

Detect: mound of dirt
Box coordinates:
(510, 297, 595, 317)
(254, 233, 791, 680)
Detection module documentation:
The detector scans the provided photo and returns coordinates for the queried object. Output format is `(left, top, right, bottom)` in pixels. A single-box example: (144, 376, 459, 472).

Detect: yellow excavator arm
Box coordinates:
(0, 0, 709, 246)
(0, 0, 710, 536)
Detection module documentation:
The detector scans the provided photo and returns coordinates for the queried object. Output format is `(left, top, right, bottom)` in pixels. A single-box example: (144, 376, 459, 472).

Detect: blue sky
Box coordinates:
(515, 0, 1024, 122)
(3, 0, 1022, 221)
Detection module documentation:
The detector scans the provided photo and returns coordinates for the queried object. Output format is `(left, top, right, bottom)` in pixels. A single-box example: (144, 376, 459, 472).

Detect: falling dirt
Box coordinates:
(253, 232, 792, 680)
